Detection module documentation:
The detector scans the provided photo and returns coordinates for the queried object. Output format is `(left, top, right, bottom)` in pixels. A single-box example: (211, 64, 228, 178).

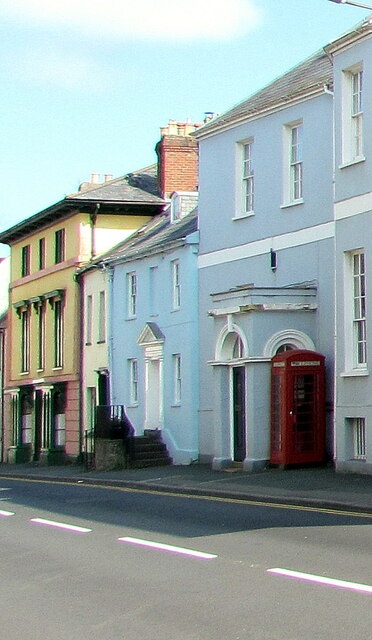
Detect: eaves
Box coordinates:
(193, 85, 330, 140)
(0, 199, 164, 245)
(324, 20, 372, 57)
(102, 237, 193, 268)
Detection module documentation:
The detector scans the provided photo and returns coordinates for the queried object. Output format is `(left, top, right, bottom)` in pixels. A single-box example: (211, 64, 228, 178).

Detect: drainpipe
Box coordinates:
(90, 204, 100, 260)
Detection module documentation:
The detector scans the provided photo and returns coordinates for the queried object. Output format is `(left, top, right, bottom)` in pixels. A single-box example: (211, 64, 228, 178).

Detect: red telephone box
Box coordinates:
(270, 350, 326, 465)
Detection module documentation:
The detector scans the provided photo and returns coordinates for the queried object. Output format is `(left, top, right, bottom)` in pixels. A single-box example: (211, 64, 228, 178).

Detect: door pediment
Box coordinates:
(137, 322, 165, 346)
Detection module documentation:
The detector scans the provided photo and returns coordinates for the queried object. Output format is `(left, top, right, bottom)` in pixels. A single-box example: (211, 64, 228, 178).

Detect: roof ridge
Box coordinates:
(67, 163, 158, 199)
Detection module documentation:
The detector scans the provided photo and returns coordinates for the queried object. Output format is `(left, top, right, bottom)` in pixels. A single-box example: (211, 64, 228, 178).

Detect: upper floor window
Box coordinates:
(290, 124, 303, 201)
(172, 260, 181, 310)
(55, 229, 65, 264)
(345, 249, 367, 371)
(242, 141, 254, 214)
(149, 266, 158, 315)
(127, 272, 137, 318)
(21, 245, 30, 277)
(352, 251, 367, 367)
(39, 237, 45, 270)
(342, 66, 364, 164)
(86, 295, 93, 345)
(170, 192, 198, 223)
(98, 290, 106, 343)
(37, 302, 45, 371)
(20, 308, 30, 373)
(283, 122, 303, 206)
(54, 299, 64, 368)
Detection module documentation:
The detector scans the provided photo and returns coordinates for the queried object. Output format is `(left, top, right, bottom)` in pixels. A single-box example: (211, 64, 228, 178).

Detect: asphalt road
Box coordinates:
(0, 478, 371, 640)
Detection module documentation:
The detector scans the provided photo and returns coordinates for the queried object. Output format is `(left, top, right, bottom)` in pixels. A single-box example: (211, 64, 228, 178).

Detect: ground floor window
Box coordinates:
(348, 417, 366, 460)
(53, 389, 66, 446)
(21, 392, 33, 444)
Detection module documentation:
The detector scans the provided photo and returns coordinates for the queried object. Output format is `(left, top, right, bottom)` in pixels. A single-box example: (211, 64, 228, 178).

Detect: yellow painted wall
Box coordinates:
(8, 209, 153, 385)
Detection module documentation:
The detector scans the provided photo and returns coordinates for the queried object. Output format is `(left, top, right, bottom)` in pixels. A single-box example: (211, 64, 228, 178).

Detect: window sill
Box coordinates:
(19, 371, 30, 376)
(280, 199, 304, 209)
(171, 403, 181, 408)
(339, 156, 366, 170)
(127, 403, 138, 408)
(85, 342, 92, 346)
(340, 369, 369, 378)
(233, 212, 255, 221)
(126, 316, 137, 321)
(52, 367, 63, 371)
(171, 308, 180, 313)
(96, 340, 106, 344)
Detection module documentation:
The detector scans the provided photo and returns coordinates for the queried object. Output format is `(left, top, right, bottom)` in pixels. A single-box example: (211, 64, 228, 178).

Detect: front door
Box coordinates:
(34, 390, 43, 462)
(97, 371, 110, 406)
(232, 366, 246, 462)
(145, 359, 161, 429)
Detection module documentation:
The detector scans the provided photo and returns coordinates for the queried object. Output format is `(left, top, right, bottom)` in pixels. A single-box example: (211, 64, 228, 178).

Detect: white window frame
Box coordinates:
(173, 354, 181, 405)
(242, 140, 254, 215)
(282, 121, 303, 206)
(54, 299, 64, 369)
(86, 294, 93, 345)
(172, 260, 181, 310)
(349, 417, 367, 460)
(127, 272, 137, 318)
(235, 139, 254, 219)
(21, 308, 30, 373)
(37, 302, 46, 371)
(149, 266, 158, 316)
(54, 413, 66, 446)
(129, 358, 138, 405)
(344, 249, 367, 372)
(98, 290, 106, 343)
(342, 65, 364, 165)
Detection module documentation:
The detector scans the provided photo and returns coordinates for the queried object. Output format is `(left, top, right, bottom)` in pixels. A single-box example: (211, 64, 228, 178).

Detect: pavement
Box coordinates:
(1, 461, 372, 513)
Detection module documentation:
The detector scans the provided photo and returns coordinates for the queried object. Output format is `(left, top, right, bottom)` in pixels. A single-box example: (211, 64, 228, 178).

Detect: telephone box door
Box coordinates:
(270, 350, 326, 465)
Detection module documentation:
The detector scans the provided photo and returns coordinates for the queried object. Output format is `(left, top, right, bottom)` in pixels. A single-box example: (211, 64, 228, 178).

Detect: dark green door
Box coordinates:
(233, 366, 246, 462)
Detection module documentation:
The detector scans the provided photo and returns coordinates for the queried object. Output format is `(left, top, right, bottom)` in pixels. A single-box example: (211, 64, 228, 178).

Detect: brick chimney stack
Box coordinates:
(156, 119, 202, 199)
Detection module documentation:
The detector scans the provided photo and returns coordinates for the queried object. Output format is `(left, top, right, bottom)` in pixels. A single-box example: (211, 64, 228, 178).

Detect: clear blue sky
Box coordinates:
(0, 0, 370, 255)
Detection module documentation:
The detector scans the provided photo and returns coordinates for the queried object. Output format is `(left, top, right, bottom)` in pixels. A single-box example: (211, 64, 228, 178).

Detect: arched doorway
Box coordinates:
(216, 326, 248, 462)
(264, 330, 315, 358)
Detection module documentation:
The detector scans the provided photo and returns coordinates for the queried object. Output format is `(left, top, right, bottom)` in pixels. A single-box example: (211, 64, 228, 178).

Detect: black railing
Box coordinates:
(95, 405, 134, 441)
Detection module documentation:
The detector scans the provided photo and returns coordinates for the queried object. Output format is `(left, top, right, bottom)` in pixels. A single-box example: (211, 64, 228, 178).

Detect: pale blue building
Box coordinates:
(194, 48, 336, 470)
(329, 19, 372, 474)
(101, 199, 199, 465)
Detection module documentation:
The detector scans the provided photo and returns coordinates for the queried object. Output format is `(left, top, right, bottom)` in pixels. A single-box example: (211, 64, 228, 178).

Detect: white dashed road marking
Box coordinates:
(30, 518, 92, 533)
(267, 568, 372, 595)
(118, 536, 217, 559)
(0, 509, 15, 516)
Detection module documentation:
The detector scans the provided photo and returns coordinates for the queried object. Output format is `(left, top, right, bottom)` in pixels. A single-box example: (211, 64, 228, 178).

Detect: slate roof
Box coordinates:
(194, 49, 333, 137)
(70, 164, 162, 203)
(0, 165, 165, 244)
(83, 208, 198, 268)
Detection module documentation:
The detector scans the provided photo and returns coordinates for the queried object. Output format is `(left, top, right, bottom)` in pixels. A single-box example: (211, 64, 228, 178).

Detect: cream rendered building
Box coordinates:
(0, 168, 164, 464)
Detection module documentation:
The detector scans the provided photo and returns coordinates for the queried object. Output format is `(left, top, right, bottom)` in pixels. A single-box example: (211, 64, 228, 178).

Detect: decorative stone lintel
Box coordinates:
(208, 303, 317, 317)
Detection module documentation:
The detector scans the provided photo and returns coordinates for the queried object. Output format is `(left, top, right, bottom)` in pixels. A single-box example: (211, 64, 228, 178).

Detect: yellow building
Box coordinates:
(0, 168, 164, 464)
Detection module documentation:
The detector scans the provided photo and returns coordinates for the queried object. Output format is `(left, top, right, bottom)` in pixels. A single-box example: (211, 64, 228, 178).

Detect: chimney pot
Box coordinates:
(90, 173, 100, 184)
